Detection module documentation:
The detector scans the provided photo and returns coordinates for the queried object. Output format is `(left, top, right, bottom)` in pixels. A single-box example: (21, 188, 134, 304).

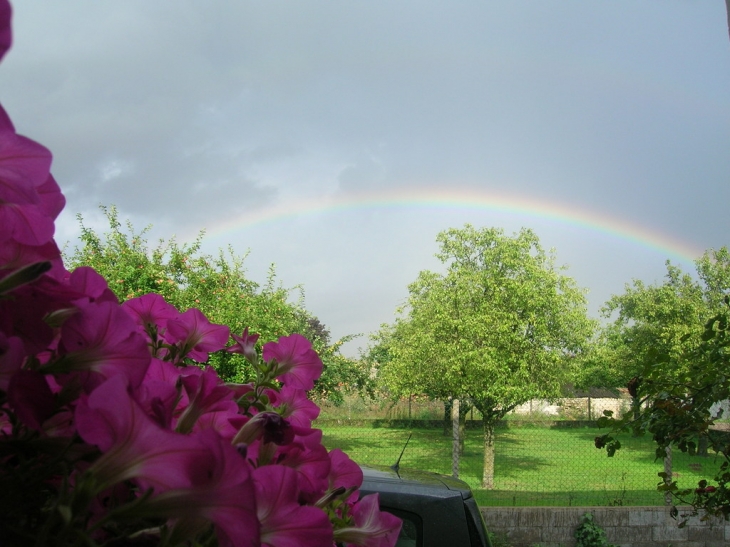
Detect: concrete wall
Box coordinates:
(510, 398, 630, 420)
(480, 506, 730, 547)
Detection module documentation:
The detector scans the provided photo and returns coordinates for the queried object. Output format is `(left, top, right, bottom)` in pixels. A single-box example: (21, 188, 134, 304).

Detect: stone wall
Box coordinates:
(480, 506, 730, 547)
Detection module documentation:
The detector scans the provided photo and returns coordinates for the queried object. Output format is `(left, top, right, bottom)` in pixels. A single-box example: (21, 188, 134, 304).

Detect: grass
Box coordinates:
(316, 421, 726, 507)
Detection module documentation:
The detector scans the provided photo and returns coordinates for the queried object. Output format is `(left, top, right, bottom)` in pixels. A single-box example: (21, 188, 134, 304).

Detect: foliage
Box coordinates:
(574, 513, 616, 547)
(309, 333, 372, 405)
(373, 225, 594, 487)
(66, 205, 369, 402)
(365, 321, 427, 401)
(589, 251, 730, 394)
(649, 301, 730, 523)
(572, 324, 635, 395)
(0, 8, 400, 545)
(376, 225, 594, 405)
(488, 531, 514, 547)
(595, 248, 730, 524)
(599, 263, 708, 390)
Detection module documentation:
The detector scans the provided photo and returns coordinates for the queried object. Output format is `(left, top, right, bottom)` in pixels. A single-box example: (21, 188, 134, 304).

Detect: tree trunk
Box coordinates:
(452, 398, 460, 478)
(443, 399, 451, 437)
(481, 417, 495, 489)
(698, 433, 709, 457)
(632, 395, 642, 436)
(664, 446, 673, 506)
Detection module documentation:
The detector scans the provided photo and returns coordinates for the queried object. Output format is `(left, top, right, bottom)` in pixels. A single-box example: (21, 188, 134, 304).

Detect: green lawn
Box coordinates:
(317, 422, 725, 506)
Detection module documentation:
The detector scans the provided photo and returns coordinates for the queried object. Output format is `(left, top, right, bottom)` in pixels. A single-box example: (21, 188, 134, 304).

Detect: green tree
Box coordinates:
(65, 205, 364, 401)
(376, 225, 594, 488)
(597, 298, 730, 521)
(595, 248, 730, 521)
(596, 251, 730, 422)
(602, 263, 707, 383)
(580, 263, 708, 426)
(573, 325, 632, 393)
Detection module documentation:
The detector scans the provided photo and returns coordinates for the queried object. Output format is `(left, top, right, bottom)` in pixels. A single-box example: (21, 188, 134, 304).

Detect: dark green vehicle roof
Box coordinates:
(360, 465, 491, 547)
(361, 464, 474, 499)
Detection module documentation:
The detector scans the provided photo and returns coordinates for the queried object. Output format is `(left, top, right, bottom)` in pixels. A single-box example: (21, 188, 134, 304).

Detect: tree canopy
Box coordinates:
(65, 205, 368, 402)
(590, 249, 730, 399)
(575, 261, 709, 411)
(374, 225, 594, 487)
(595, 247, 730, 521)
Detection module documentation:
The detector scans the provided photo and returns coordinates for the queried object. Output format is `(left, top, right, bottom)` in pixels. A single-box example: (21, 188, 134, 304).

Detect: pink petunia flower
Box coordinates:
(139, 360, 215, 424)
(35, 173, 65, 221)
(136, 430, 260, 547)
(75, 374, 210, 494)
(334, 494, 402, 547)
(7, 369, 55, 431)
(227, 327, 260, 364)
(166, 307, 230, 362)
(262, 334, 323, 390)
(0, 0, 10, 63)
(0, 103, 53, 205)
(263, 426, 331, 503)
(276, 385, 320, 427)
(0, 273, 84, 354)
(0, 200, 56, 247)
(232, 411, 294, 447)
(327, 448, 363, 491)
(143, 356, 191, 388)
(0, 102, 59, 259)
(123, 292, 179, 332)
(176, 366, 235, 433)
(253, 465, 333, 547)
(0, 331, 24, 391)
(134, 365, 181, 429)
(68, 266, 118, 304)
(0, 238, 61, 270)
(56, 300, 151, 391)
(191, 404, 242, 441)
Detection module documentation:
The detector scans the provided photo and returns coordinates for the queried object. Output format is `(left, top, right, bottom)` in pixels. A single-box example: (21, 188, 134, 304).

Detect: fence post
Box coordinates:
(452, 398, 460, 478)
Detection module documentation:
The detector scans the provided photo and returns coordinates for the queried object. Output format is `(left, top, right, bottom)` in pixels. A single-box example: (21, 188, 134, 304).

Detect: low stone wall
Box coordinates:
(480, 506, 730, 547)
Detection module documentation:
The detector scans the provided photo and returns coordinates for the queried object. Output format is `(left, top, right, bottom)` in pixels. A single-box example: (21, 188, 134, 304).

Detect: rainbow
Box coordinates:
(202, 187, 704, 265)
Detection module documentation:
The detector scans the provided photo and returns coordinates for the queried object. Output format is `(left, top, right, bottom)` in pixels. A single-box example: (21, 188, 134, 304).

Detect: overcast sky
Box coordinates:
(2, 1, 729, 356)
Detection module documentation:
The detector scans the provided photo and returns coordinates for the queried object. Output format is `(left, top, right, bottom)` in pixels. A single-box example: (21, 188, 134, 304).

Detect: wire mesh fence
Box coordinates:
(315, 417, 725, 507)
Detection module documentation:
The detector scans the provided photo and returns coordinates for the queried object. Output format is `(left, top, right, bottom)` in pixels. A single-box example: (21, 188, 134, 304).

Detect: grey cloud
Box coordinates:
(337, 154, 386, 192)
(2, 1, 728, 356)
